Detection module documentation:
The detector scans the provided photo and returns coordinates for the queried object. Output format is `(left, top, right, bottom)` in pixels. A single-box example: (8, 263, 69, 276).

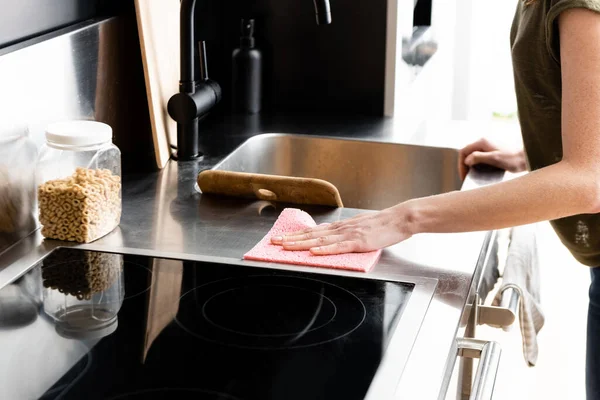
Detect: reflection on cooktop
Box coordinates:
(40, 249, 153, 301)
(37, 249, 154, 340)
(176, 275, 366, 350)
(0, 250, 414, 400)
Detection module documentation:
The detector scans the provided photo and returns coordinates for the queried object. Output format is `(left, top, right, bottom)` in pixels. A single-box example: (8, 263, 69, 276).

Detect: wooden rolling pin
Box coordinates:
(197, 170, 343, 208)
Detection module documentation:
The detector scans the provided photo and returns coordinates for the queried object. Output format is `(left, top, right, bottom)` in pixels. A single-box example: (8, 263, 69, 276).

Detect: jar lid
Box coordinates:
(45, 120, 112, 148)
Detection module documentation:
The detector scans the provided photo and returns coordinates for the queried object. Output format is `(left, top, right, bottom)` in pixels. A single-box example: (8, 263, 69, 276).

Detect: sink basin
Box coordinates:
(212, 134, 462, 210)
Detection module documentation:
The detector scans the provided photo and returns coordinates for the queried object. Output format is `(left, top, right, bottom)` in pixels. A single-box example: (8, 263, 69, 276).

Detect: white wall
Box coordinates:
(451, 0, 519, 120)
(385, 0, 458, 135)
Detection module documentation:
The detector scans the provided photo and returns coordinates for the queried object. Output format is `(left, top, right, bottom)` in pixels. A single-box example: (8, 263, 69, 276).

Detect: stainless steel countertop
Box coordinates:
(0, 132, 504, 399)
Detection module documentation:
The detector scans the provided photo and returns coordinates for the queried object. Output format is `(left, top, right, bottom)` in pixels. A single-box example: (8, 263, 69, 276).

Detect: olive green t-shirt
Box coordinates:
(511, 0, 600, 266)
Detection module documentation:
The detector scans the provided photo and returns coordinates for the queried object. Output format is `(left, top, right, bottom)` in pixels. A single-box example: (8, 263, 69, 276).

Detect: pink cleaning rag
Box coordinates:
(243, 208, 381, 273)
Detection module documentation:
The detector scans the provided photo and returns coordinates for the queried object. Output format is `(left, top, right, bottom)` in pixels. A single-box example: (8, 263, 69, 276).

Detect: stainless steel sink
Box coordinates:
(211, 133, 462, 210)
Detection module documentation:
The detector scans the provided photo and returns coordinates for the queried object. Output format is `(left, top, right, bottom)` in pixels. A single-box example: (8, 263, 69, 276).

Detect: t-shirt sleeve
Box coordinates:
(546, 0, 600, 63)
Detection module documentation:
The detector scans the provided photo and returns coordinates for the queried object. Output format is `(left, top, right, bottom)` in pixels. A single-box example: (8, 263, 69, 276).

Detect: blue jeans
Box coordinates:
(588, 267, 600, 399)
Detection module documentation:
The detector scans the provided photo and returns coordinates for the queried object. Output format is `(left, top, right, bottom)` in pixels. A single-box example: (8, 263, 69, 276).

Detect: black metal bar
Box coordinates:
(180, 0, 196, 93)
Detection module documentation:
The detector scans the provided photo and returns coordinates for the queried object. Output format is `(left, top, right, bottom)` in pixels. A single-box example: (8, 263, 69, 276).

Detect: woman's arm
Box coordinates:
(273, 8, 600, 255)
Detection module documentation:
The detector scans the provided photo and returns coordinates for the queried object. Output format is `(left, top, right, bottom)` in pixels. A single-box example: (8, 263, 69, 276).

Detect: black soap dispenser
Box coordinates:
(232, 19, 262, 114)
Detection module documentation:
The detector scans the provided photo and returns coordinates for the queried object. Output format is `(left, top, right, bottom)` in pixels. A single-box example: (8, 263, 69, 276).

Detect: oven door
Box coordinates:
(440, 230, 518, 400)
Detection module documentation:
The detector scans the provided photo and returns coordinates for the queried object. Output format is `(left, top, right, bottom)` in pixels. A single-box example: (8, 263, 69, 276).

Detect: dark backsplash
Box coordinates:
(200, 0, 389, 116)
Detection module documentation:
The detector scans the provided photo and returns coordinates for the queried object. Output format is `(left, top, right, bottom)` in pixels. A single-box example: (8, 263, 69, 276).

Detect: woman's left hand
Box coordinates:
(270, 207, 412, 255)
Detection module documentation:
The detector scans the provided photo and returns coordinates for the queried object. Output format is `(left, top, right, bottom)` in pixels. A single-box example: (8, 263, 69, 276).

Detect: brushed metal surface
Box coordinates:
(477, 288, 519, 327)
(456, 338, 502, 400)
(0, 17, 152, 162)
(212, 133, 463, 210)
(0, 16, 153, 256)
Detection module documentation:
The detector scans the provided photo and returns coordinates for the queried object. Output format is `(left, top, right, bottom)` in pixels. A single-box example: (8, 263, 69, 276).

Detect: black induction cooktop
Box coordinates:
(0, 248, 414, 400)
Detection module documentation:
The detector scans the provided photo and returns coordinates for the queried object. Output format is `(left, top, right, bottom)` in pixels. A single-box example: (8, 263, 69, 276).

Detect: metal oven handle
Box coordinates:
(474, 227, 522, 328)
(477, 287, 520, 327)
(456, 338, 502, 400)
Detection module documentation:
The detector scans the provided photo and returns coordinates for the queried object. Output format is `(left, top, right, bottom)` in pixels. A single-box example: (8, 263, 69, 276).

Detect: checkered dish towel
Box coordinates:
(491, 224, 545, 367)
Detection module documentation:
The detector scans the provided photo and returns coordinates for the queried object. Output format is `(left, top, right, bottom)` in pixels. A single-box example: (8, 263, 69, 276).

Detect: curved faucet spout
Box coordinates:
(180, 0, 198, 93)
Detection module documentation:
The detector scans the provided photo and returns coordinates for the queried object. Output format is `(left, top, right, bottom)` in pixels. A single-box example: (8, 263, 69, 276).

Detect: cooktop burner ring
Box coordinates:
(105, 388, 242, 400)
(201, 283, 337, 337)
(175, 275, 366, 350)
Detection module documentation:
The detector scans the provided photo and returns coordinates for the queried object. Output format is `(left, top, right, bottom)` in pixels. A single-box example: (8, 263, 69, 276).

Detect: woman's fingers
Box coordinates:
(310, 241, 359, 255)
(271, 217, 364, 245)
(458, 138, 499, 180)
(270, 213, 377, 248)
(271, 227, 333, 245)
(269, 207, 412, 256)
(464, 151, 505, 169)
(458, 160, 468, 181)
(280, 234, 347, 251)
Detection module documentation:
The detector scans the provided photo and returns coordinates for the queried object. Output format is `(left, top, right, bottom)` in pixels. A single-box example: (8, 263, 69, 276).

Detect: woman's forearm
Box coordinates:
(400, 161, 600, 235)
(274, 161, 600, 255)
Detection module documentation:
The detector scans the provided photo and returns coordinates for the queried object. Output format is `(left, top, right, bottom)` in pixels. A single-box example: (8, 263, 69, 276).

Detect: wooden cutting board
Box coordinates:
(134, 0, 179, 169)
(197, 170, 344, 207)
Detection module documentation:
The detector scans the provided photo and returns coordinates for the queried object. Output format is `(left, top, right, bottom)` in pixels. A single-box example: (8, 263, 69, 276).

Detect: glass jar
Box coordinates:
(0, 132, 38, 253)
(37, 120, 122, 243)
(40, 249, 124, 339)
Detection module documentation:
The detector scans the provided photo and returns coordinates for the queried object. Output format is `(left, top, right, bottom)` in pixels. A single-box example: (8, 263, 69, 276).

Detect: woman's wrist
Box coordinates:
(390, 200, 422, 238)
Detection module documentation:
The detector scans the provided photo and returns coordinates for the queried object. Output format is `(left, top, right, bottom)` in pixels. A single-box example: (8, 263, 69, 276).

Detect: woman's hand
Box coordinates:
(270, 207, 413, 255)
(458, 138, 527, 180)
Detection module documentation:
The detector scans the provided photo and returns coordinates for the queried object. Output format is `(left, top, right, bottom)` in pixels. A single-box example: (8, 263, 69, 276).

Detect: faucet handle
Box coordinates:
(313, 0, 332, 25)
(198, 41, 209, 81)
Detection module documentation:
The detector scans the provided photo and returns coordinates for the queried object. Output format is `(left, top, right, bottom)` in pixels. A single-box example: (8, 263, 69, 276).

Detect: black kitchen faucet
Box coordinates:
(167, 0, 332, 161)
